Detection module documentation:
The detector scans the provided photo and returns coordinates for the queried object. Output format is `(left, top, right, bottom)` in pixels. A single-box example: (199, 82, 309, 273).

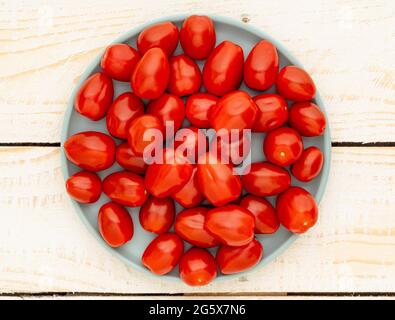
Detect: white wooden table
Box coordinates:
(0, 0, 394, 298)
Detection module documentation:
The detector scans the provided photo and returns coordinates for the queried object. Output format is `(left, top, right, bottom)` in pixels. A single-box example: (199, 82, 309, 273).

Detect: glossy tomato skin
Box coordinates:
(66, 171, 102, 204)
(210, 91, 258, 131)
(276, 186, 318, 233)
(144, 148, 194, 198)
(103, 171, 148, 207)
(276, 65, 316, 101)
(106, 92, 144, 139)
(75, 72, 114, 121)
(127, 115, 164, 156)
(115, 142, 147, 175)
(139, 196, 175, 234)
(142, 233, 184, 275)
(216, 238, 263, 274)
(98, 202, 133, 247)
(180, 15, 216, 60)
(185, 93, 218, 128)
(263, 127, 303, 167)
(212, 130, 251, 166)
(131, 48, 170, 100)
(64, 131, 116, 171)
(203, 41, 244, 96)
(241, 162, 291, 197)
(240, 195, 279, 234)
(100, 44, 140, 81)
(168, 55, 202, 97)
(172, 168, 205, 208)
(196, 152, 242, 207)
(205, 205, 255, 247)
(291, 146, 324, 182)
(137, 22, 179, 56)
(244, 40, 279, 90)
(179, 248, 217, 286)
(173, 126, 208, 163)
(253, 94, 288, 132)
(289, 102, 326, 137)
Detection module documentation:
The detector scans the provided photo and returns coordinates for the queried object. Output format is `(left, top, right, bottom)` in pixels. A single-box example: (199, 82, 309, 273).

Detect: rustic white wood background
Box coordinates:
(0, 0, 394, 298)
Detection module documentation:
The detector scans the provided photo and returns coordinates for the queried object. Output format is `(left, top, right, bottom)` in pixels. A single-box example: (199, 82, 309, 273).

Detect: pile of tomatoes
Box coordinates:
(64, 15, 326, 286)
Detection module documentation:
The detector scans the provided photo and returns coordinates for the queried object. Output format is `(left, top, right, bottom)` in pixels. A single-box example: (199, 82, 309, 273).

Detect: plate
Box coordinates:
(61, 14, 331, 282)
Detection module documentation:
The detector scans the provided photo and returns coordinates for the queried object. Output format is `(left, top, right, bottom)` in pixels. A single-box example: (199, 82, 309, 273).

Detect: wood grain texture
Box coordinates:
(0, 0, 394, 142)
(0, 146, 394, 293)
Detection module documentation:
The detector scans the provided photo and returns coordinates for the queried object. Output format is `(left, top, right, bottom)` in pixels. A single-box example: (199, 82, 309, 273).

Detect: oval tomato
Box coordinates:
(106, 92, 144, 139)
(185, 93, 218, 128)
(172, 168, 204, 208)
(244, 40, 279, 90)
(98, 202, 133, 247)
(180, 15, 216, 60)
(115, 142, 147, 175)
(142, 233, 184, 275)
(253, 94, 288, 132)
(289, 102, 326, 137)
(205, 205, 255, 246)
(202, 41, 244, 96)
(75, 72, 114, 121)
(291, 146, 324, 182)
(216, 239, 263, 274)
(100, 44, 140, 81)
(139, 196, 175, 234)
(276, 186, 318, 233)
(179, 248, 217, 286)
(131, 47, 170, 99)
(137, 22, 179, 56)
(64, 131, 116, 171)
(103, 171, 148, 207)
(66, 171, 102, 204)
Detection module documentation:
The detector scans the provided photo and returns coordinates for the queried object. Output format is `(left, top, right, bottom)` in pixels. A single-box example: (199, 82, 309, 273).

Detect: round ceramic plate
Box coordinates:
(61, 14, 331, 282)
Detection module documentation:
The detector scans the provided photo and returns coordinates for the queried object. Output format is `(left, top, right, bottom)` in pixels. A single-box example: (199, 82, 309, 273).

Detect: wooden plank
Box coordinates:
(0, 146, 394, 293)
(0, 0, 394, 142)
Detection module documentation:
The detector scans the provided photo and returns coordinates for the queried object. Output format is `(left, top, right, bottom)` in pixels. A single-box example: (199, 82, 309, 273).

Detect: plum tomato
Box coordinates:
(74, 72, 114, 121)
(142, 233, 184, 275)
(276, 186, 318, 234)
(115, 142, 147, 175)
(173, 126, 208, 163)
(185, 93, 218, 128)
(172, 168, 205, 208)
(139, 196, 175, 234)
(289, 102, 326, 137)
(252, 94, 288, 132)
(65, 171, 102, 204)
(263, 127, 303, 167)
(98, 202, 133, 247)
(291, 146, 324, 182)
(179, 248, 217, 286)
(64, 131, 116, 171)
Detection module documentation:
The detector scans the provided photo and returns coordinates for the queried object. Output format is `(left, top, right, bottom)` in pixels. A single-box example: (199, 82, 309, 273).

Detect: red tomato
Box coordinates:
(98, 202, 133, 247)
(74, 72, 114, 121)
(147, 93, 185, 135)
(196, 152, 242, 206)
(276, 65, 316, 101)
(179, 248, 217, 286)
(139, 196, 175, 234)
(142, 233, 184, 275)
(205, 205, 255, 247)
(185, 93, 218, 128)
(172, 168, 204, 208)
(263, 127, 303, 167)
(289, 102, 326, 137)
(180, 15, 216, 60)
(137, 22, 179, 56)
(244, 40, 279, 90)
(64, 131, 116, 171)
(173, 126, 207, 162)
(210, 91, 257, 131)
(127, 115, 164, 156)
(216, 239, 263, 274)
(276, 186, 318, 233)
(203, 41, 244, 96)
(291, 146, 324, 182)
(100, 44, 140, 82)
(103, 171, 148, 207)
(106, 92, 144, 139)
(115, 142, 147, 175)
(131, 48, 170, 99)
(175, 207, 219, 248)
(168, 55, 202, 97)
(240, 195, 279, 234)
(253, 94, 288, 132)
(145, 148, 194, 198)
(65, 171, 102, 204)
(241, 162, 291, 196)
